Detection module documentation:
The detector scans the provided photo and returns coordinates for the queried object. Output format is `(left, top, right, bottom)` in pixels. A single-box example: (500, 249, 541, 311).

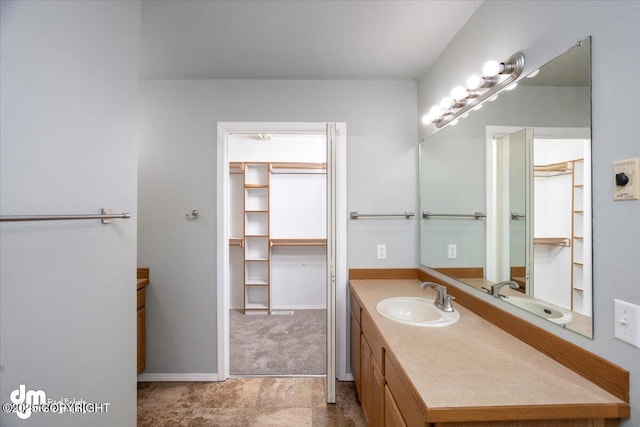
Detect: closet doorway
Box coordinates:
(216, 122, 347, 403)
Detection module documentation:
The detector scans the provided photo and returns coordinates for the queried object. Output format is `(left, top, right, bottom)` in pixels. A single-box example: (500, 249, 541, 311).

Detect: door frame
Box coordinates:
(216, 122, 348, 400)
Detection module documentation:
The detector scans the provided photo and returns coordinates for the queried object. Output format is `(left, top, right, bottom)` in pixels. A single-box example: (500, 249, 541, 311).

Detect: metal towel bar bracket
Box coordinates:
(350, 211, 415, 220)
(0, 208, 131, 224)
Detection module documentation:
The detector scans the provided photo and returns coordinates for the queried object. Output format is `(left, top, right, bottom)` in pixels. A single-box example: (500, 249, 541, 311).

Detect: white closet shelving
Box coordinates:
(229, 161, 327, 314)
(571, 158, 585, 313)
(243, 163, 271, 313)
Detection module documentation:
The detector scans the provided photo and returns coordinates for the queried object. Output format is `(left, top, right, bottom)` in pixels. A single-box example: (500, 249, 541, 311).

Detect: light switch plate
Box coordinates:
(614, 299, 640, 348)
(613, 157, 639, 201)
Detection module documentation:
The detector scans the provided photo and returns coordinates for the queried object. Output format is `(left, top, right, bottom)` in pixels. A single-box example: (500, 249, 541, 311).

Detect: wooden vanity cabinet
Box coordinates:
(350, 294, 362, 395)
(350, 280, 628, 427)
(137, 269, 149, 374)
(137, 297, 146, 373)
(352, 295, 387, 427)
(384, 386, 407, 427)
(371, 352, 385, 426)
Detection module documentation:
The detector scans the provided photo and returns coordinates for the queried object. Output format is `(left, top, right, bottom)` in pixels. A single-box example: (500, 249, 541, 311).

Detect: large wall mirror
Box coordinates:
(420, 37, 592, 338)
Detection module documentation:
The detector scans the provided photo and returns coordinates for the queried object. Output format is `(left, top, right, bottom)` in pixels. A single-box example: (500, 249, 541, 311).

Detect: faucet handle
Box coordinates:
(442, 295, 455, 312)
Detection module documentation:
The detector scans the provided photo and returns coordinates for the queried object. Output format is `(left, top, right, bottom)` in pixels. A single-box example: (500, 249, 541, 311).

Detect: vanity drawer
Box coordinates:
(361, 309, 385, 372)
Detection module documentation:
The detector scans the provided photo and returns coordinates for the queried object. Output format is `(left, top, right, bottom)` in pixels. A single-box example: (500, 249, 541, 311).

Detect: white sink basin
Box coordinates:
(376, 297, 460, 327)
(503, 296, 573, 325)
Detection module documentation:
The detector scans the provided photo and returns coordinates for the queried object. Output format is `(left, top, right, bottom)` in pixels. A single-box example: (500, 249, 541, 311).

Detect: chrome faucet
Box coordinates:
(419, 282, 455, 312)
(490, 280, 520, 298)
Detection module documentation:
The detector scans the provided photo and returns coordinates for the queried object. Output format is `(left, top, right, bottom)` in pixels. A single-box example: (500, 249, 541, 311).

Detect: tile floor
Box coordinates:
(137, 377, 365, 426)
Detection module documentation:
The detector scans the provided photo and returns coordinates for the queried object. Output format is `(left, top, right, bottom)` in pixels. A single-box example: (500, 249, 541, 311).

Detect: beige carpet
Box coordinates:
(230, 309, 326, 375)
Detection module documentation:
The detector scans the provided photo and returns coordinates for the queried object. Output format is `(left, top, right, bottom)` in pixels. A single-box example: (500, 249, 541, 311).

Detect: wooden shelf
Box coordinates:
(534, 237, 570, 246)
(245, 183, 269, 189)
(229, 238, 244, 247)
(229, 162, 244, 173)
(270, 238, 327, 247)
(534, 161, 570, 172)
(573, 261, 584, 266)
(270, 162, 326, 170)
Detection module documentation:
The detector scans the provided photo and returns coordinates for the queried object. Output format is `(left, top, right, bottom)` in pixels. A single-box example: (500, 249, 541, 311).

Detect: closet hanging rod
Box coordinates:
(422, 211, 486, 220)
(350, 211, 415, 220)
(0, 209, 131, 224)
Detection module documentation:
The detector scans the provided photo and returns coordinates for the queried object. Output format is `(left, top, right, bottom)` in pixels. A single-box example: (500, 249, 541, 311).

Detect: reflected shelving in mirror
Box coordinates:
(419, 37, 593, 338)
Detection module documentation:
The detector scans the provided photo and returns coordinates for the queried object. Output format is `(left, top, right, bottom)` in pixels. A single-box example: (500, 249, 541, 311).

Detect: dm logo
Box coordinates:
(10, 384, 46, 420)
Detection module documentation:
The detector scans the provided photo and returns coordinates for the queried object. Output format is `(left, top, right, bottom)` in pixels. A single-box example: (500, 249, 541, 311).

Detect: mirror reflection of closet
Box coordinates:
(487, 126, 592, 336)
(420, 37, 593, 338)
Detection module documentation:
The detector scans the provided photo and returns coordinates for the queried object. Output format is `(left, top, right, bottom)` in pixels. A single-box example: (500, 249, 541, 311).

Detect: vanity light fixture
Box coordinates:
(422, 51, 525, 129)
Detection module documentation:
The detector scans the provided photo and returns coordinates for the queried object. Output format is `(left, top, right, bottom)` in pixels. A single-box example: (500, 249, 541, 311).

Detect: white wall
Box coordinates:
(138, 80, 418, 375)
(418, 2, 640, 425)
(0, 1, 140, 426)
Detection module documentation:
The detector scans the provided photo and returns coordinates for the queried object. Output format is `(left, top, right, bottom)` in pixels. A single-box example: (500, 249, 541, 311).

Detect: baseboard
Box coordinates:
(137, 373, 222, 382)
(339, 373, 354, 382)
(230, 305, 327, 310)
(272, 305, 326, 310)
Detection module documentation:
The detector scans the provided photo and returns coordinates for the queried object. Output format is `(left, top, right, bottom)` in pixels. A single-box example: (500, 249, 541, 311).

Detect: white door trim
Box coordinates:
(216, 122, 348, 386)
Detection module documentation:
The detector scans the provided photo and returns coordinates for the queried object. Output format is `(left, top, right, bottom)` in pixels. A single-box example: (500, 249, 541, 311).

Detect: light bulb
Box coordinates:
(526, 69, 540, 79)
(421, 114, 432, 125)
(429, 105, 443, 122)
(450, 119, 459, 126)
(488, 95, 498, 102)
(440, 97, 454, 110)
(472, 104, 483, 111)
(467, 75, 482, 90)
(450, 86, 468, 101)
(483, 60, 501, 77)
(505, 82, 518, 91)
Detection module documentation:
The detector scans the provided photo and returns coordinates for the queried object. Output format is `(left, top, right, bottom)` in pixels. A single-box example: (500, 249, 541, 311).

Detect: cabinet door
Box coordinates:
(371, 356, 385, 427)
(360, 334, 372, 426)
(137, 307, 146, 374)
(350, 310, 361, 396)
(384, 385, 407, 427)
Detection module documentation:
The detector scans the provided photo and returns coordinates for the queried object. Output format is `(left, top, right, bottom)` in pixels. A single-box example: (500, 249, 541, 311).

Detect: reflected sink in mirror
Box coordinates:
(376, 297, 460, 327)
(419, 37, 593, 338)
(503, 295, 573, 325)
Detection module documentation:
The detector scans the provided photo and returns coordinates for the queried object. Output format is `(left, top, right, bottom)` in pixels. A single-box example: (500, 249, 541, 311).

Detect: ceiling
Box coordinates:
(140, 0, 482, 80)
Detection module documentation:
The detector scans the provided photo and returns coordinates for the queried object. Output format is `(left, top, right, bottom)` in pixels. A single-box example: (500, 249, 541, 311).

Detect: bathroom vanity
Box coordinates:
(349, 274, 629, 427)
(137, 268, 150, 374)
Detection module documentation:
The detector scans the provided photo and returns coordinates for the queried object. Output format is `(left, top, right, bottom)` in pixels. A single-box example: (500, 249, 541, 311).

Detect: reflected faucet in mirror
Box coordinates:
(487, 280, 520, 298)
(419, 37, 593, 338)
